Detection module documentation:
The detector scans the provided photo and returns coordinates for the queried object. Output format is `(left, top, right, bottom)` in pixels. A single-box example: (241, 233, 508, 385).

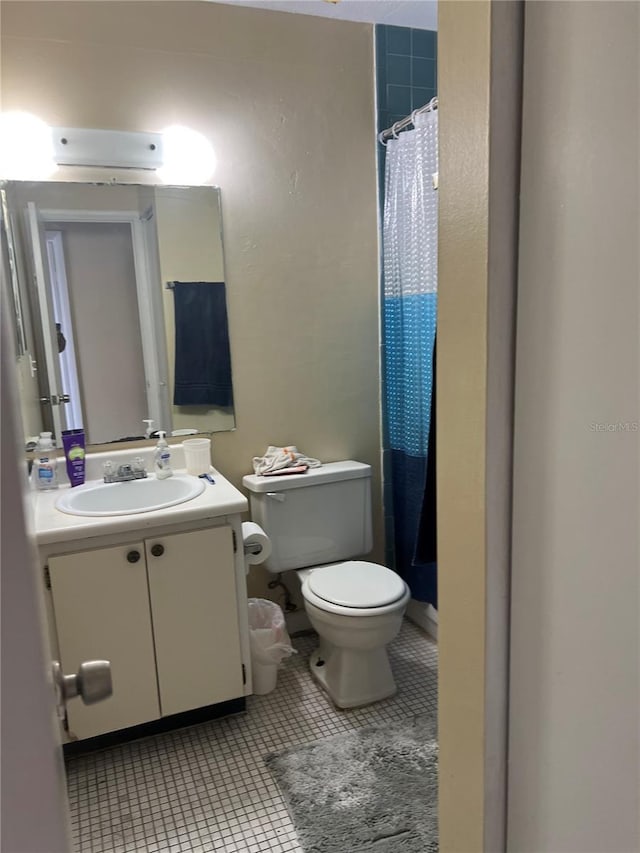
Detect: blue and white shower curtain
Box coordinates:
(383, 109, 438, 605)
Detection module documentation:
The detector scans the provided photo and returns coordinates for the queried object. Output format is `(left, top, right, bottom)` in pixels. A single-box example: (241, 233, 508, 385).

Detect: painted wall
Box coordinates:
(508, 2, 639, 850)
(1, 1, 382, 599)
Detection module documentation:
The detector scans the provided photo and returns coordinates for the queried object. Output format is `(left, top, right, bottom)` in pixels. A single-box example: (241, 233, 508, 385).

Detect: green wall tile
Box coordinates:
(386, 25, 411, 55)
(412, 28, 437, 59)
(387, 54, 411, 86)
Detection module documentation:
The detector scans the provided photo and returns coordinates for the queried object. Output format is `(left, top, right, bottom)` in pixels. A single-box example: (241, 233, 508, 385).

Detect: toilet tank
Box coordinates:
(242, 461, 373, 573)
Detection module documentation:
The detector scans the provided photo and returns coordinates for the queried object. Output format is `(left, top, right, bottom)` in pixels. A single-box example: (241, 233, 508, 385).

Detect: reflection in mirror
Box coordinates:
(1, 181, 235, 448)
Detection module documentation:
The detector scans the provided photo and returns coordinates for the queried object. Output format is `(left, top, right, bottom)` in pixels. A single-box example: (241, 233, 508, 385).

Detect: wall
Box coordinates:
(1, 1, 382, 599)
(508, 2, 639, 850)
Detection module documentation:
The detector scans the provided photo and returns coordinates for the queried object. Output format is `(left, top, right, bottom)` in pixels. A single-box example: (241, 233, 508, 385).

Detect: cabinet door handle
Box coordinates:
(127, 550, 141, 563)
(150, 543, 164, 558)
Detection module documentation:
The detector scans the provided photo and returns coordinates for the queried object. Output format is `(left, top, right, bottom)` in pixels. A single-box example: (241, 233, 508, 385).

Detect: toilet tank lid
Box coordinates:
(243, 460, 372, 493)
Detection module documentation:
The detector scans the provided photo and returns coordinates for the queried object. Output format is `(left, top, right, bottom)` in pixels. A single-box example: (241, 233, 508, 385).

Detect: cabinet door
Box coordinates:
(49, 544, 160, 740)
(146, 526, 244, 717)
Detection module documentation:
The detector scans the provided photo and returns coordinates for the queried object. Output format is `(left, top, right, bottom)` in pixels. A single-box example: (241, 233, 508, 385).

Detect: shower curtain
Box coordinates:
(382, 109, 438, 606)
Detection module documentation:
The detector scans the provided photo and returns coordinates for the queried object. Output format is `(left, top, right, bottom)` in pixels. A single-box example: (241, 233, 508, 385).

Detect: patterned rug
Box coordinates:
(265, 714, 438, 852)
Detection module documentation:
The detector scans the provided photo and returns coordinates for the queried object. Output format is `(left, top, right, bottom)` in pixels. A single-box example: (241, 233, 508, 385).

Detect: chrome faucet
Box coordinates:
(103, 458, 147, 483)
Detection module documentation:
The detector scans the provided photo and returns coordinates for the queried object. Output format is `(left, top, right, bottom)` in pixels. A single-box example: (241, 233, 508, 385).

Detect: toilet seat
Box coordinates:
(302, 561, 409, 616)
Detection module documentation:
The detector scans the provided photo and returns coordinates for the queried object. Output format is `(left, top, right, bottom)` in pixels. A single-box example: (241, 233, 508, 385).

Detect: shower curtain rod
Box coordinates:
(379, 96, 438, 144)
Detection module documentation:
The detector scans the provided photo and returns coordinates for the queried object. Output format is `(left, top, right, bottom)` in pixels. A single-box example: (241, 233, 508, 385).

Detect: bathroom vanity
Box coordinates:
(33, 449, 252, 745)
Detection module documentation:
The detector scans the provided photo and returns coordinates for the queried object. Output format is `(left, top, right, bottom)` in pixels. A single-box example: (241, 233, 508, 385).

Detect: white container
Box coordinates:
(183, 438, 211, 475)
(252, 662, 279, 695)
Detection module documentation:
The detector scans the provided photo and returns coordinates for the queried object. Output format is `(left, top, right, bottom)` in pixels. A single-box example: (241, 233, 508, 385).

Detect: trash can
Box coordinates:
(247, 598, 296, 695)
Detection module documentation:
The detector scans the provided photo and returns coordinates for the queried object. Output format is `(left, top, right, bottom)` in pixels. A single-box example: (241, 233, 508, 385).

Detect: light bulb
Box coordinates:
(157, 125, 217, 184)
(0, 112, 56, 180)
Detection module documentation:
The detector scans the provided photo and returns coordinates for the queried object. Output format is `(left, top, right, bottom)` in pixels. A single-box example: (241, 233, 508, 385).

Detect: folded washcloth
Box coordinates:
(253, 446, 322, 476)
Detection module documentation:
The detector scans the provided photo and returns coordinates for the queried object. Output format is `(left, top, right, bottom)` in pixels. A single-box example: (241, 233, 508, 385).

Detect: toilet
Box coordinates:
(243, 461, 410, 708)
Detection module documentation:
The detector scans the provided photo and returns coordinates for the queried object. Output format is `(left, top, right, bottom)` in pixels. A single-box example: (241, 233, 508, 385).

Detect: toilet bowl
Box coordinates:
(243, 461, 410, 708)
(298, 562, 410, 708)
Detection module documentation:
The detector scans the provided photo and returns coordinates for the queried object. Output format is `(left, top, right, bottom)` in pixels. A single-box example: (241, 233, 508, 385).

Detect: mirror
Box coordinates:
(1, 181, 235, 447)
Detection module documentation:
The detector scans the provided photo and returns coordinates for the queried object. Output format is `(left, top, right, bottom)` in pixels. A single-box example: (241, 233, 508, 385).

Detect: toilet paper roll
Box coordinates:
(241, 521, 272, 566)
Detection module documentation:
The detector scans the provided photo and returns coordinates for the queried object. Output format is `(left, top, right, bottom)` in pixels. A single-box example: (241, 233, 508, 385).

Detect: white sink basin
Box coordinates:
(55, 475, 206, 517)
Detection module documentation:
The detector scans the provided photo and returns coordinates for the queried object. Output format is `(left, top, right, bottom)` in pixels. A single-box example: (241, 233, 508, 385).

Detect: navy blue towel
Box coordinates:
(171, 282, 233, 408)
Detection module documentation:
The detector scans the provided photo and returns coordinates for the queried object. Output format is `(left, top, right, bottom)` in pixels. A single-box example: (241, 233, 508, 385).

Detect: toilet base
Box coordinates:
(309, 641, 397, 709)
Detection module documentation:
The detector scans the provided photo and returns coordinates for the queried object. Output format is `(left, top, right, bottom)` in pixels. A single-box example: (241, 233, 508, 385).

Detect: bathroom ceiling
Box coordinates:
(209, 0, 438, 30)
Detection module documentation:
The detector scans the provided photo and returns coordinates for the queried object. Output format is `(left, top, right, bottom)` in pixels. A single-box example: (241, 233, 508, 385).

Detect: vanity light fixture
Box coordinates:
(52, 127, 164, 171)
(53, 125, 217, 183)
(0, 112, 217, 183)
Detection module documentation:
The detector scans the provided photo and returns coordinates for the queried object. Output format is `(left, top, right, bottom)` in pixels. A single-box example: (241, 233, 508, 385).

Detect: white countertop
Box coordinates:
(33, 466, 248, 546)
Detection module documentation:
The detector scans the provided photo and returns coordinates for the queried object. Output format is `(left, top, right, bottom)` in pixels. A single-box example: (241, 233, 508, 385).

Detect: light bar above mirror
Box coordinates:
(0, 113, 217, 184)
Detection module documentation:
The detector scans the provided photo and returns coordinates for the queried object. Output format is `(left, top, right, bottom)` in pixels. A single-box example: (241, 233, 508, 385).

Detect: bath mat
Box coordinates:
(265, 714, 438, 853)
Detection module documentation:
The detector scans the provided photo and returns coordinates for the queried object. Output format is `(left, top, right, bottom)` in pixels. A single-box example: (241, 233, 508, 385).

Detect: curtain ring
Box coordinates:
(391, 121, 402, 139)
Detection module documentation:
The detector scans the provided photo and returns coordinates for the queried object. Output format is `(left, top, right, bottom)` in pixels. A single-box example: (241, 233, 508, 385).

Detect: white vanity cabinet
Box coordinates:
(144, 526, 243, 717)
(46, 523, 246, 742)
(49, 540, 160, 740)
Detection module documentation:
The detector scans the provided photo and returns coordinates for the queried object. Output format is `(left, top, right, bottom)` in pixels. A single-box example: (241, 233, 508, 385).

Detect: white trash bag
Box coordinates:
(247, 598, 296, 695)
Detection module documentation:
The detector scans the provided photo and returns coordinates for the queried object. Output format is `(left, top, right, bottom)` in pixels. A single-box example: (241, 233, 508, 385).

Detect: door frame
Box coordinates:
(437, 2, 524, 851)
(44, 229, 84, 429)
(27, 201, 69, 442)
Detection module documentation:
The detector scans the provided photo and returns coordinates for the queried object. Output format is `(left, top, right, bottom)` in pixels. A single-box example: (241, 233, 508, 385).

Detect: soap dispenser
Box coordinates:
(33, 431, 59, 491)
(154, 431, 173, 479)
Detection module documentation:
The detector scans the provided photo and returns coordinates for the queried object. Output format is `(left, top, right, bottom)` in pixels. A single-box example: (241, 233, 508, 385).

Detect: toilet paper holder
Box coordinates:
(241, 521, 271, 567)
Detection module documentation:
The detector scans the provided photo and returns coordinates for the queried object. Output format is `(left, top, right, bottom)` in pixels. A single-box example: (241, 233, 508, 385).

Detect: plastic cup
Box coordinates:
(183, 438, 211, 476)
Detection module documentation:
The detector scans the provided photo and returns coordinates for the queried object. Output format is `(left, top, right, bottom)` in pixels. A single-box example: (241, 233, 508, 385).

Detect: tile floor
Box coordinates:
(66, 620, 438, 853)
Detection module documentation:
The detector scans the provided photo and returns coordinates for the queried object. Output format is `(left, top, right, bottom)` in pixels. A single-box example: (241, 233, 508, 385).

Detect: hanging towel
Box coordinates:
(172, 282, 233, 408)
(253, 446, 322, 476)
